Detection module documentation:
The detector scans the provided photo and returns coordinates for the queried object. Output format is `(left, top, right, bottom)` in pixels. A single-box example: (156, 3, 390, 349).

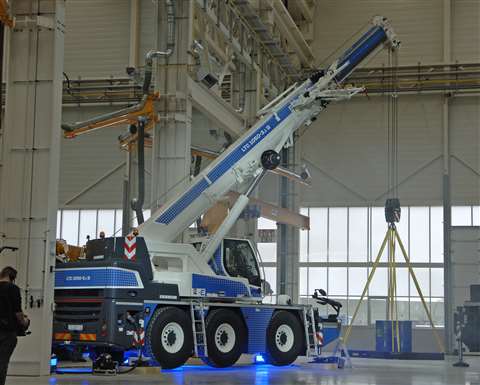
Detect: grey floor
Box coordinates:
(6, 357, 480, 385)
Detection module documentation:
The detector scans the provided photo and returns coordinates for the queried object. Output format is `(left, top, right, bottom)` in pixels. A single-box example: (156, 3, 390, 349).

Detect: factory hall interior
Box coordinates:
(0, 0, 479, 384)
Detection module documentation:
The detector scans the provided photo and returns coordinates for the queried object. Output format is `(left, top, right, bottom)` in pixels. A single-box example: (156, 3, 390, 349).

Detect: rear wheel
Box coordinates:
(203, 309, 246, 368)
(145, 307, 193, 369)
(265, 311, 303, 366)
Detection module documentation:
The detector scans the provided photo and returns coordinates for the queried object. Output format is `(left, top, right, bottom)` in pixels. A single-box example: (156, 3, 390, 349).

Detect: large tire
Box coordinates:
(203, 309, 246, 368)
(265, 311, 303, 366)
(145, 306, 193, 369)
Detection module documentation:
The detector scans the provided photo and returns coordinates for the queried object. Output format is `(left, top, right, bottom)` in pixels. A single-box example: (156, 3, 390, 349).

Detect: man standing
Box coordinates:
(0, 267, 29, 385)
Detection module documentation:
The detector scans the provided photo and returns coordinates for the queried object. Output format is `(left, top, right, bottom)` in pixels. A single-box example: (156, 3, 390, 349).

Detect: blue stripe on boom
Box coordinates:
(207, 103, 292, 183)
(337, 26, 379, 64)
(156, 178, 209, 224)
(336, 27, 387, 83)
(155, 101, 294, 224)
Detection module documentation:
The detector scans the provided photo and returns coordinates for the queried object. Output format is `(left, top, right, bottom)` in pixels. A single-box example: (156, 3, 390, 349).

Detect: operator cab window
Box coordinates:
(223, 239, 261, 287)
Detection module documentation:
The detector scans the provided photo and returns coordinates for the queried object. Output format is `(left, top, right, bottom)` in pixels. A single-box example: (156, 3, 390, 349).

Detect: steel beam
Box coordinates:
(442, 0, 454, 354)
(189, 78, 245, 135)
(295, 0, 313, 23)
(151, 0, 193, 211)
(271, 0, 314, 68)
(226, 191, 309, 230)
(277, 143, 300, 300)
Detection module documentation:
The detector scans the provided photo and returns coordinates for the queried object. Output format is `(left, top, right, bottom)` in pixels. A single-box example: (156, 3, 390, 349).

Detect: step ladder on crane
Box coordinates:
(190, 301, 208, 358)
(303, 307, 320, 358)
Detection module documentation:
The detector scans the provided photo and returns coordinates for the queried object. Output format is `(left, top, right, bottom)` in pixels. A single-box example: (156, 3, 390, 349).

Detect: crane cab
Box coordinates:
(192, 237, 269, 298)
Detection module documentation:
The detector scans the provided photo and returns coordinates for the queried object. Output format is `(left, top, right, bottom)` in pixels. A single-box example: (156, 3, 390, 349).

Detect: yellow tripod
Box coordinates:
(343, 223, 445, 353)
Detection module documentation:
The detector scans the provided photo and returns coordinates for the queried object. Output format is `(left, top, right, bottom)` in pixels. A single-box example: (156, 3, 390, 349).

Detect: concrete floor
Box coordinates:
(6, 357, 480, 385)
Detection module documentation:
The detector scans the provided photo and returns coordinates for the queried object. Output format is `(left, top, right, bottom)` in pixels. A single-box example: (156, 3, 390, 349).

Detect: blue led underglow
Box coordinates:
(124, 350, 139, 359)
(162, 365, 240, 372)
(254, 354, 266, 364)
(55, 367, 93, 374)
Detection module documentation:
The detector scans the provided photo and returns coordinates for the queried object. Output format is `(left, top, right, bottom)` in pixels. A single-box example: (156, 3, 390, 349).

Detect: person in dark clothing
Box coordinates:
(0, 267, 29, 385)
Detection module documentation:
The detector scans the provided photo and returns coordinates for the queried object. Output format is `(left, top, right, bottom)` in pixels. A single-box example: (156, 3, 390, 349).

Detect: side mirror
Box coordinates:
(318, 288, 327, 297)
(262, 279, 273, 296)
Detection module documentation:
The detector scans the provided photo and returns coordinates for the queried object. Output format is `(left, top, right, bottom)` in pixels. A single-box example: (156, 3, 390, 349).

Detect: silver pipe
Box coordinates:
(142, 0, 175, 93)
(61, 95, 148, 132)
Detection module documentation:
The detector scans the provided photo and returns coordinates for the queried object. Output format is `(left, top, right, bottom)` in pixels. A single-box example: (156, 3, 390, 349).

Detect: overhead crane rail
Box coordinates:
(41, 62, 480, 108)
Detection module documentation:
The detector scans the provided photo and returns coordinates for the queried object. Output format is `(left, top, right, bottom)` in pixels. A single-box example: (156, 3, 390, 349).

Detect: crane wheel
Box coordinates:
(145, 306, 193, 369)
(202, 309, 246, 368)
(265, 311, 303, 366)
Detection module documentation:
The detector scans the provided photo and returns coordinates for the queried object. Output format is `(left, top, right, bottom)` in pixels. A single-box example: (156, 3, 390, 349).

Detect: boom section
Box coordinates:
(139, 16, 399, 244)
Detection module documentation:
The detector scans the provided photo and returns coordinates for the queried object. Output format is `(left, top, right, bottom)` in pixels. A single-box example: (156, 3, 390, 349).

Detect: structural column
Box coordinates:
(442, 0, 453, 354)
(151, 0, 193, 221)
(0, 0, 64, 375)
(277, 142, 300, 300)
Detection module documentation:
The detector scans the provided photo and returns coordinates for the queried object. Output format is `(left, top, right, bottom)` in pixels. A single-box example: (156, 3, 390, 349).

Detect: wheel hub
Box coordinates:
(161, 322, 185, 354)
(275, 324, 294, 353)
(219, 331, 229, 346)
(166, 330, 176, 346)
(214, 323, 236, 353)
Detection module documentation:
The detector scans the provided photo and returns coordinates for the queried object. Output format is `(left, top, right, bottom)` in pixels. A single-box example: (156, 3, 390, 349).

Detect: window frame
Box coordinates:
(299, 206, 446, 326)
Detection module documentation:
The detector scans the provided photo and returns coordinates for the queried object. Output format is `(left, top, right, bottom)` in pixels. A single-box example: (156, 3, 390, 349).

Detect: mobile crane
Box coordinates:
(53, 16, 399, 369)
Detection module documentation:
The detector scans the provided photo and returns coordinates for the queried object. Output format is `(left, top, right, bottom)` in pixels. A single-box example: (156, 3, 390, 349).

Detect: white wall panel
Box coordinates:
(60, 107, 151, 208)
(139, 0, 156, 61)
(450, 97, 480, 204)
(58, 107, 220, 208)
(452, 0, 480, 62)
(59, 1, 478, 210)
(64, 0, 130, 78)
(312, 0, 443, 67)
(295, 94, 444, 206)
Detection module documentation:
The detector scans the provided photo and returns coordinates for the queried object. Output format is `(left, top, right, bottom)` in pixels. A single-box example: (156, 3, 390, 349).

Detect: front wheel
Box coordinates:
(265, 311, 303, 366)
(145, 307, 193, 369)
(203, 309, 246, 367)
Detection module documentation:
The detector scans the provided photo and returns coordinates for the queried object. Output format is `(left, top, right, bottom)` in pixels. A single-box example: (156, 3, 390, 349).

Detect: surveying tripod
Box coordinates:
(343, 199, 445, 353)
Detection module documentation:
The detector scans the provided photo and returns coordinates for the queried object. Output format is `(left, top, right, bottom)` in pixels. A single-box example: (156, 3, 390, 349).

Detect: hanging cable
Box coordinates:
(386, 47, 399, 199)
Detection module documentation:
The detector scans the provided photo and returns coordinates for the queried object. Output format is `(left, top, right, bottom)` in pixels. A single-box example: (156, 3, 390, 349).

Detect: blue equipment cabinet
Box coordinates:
(376, 320, 412, 353)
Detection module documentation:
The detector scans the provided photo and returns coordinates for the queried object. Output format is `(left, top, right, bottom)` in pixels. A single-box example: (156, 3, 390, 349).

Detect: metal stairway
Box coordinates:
(190, 301, 208, 357)
(303, 307, 320, 357)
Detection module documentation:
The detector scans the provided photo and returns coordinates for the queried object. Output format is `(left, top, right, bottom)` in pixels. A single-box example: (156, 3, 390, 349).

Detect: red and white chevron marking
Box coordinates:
(124, 235, 137, 261)
(316, 331, 324, 346)
(133, 327, 145, 347)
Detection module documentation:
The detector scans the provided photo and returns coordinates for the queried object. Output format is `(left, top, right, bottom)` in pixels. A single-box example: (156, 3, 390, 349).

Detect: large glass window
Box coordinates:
(61, 210, 79, 245)
(348, 208, 368, 262)
(410, 207, 429, 263)
(257, 217, 277, 302)
(57, 208, 151, 246)
(329, 208, 348, 262)
(299, 206, 445, 326)
(452, 205, 480, 226)
(307, 208, 328, 262)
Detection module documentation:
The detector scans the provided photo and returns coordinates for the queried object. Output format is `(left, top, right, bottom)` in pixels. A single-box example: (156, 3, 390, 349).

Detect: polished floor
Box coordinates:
(7, 357, 480, 385)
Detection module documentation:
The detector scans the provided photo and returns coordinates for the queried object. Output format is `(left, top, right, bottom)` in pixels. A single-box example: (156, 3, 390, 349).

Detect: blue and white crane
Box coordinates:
(53, 16, 399, 370)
